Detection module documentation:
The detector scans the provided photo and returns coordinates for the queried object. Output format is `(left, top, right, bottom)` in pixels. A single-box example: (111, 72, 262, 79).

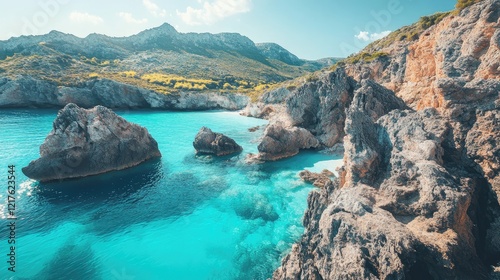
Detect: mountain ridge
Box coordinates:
(0, 23, 339, 100)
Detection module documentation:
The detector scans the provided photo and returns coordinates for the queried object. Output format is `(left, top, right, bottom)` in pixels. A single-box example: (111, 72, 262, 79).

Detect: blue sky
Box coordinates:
(1, 0, 456, 59)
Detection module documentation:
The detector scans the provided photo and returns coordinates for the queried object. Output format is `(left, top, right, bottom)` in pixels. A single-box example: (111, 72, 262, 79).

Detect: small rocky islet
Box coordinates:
(193, 126, 243, 156)
(22, 103, 161, 182)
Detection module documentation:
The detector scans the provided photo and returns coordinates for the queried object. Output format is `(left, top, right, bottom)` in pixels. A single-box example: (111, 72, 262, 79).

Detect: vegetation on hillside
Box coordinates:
(0, 48, 328, 96)
(327, 9, 452, 72)
(456, 0, 483, 10)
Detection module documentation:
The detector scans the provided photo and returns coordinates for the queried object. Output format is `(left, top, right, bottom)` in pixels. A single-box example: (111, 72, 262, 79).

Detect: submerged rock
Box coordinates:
(193, 127, 242, 156)
(22, 103, 161, 182)
(233, 192, 279, 222)
(299, 169, 335, 188)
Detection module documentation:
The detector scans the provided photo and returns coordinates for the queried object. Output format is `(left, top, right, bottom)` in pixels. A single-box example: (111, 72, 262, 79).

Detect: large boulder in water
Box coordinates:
(193, 127, 242, 156)
(22, 103, 161, 182)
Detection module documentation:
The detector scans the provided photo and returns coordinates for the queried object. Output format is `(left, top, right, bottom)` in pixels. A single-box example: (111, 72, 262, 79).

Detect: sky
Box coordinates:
(0, 0, 457, 60)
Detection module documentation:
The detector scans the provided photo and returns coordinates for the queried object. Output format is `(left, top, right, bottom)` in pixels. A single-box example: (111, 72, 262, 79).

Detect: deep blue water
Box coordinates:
(0, 109, 340, 280)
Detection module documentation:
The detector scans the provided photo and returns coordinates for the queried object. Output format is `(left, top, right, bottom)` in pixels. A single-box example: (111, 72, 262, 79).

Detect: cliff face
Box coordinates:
(345, 0, 500, 197)
(0, 76, 248, 110)
(267, 0, 500, 278)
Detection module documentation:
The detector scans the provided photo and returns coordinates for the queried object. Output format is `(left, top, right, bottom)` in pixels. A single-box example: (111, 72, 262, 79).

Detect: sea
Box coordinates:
(0, 109, 342, 280)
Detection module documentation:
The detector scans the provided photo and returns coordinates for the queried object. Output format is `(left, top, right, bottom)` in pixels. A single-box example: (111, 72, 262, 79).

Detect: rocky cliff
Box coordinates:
(259, 0, 500, 278)
(344, 0, 500, 197)
(22, 103, 161, 182)
(0, 76, 248, 110)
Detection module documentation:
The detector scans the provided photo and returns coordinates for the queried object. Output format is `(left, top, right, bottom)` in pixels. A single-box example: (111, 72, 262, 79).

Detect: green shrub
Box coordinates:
(456, 0, 482, 10)
(305, 74, 319, 82)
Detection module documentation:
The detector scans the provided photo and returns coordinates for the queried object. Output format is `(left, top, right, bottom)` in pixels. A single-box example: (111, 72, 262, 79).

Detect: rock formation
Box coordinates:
(344, 0, 500, 198)
(271, 1, 500, 278)
(0, 77, 249, 111)
(299, 169, 335, 188)
(193, 127, 242, 156)
(256, 122, 319, 161)
(22, 103, 161, 182)
(274, 105, 498, 279)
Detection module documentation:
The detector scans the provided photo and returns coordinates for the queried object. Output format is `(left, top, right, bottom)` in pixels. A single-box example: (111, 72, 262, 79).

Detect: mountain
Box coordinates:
(0, 23, 338, 100)
(242, 0, 500, 278)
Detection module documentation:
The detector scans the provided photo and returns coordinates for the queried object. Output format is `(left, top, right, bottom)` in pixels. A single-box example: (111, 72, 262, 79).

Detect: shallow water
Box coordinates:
(0, 109, 342, 280)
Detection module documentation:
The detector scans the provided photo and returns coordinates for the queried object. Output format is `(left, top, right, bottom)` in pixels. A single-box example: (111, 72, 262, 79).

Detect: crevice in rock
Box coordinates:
(469, 176, 500, 266)
(407, 260, 436, 280)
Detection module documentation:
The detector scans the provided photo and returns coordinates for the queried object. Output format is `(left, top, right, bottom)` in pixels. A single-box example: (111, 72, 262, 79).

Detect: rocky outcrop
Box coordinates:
(248, 68, 408, 161)
(0, 76, 249, 110)
(256, 122, 319, 161)
(275, 104, 499, 279)
(193, 127, 242, 156)
(272, 3, 500, 273)
(344, 0, 500, 197)
(22, 103, 161, 182)
(299, 170, 335, 188)
(286, 70, 357, 147)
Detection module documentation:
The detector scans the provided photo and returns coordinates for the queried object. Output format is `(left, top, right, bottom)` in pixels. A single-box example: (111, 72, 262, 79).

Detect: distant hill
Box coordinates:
(0, 23, 339, 94)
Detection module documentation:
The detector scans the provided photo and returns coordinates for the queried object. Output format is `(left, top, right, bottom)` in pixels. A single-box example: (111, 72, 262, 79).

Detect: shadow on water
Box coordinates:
(27, 241, 99, 280)
(35, 158, 165, 204)
(87, 169, 229, 236)
(18, 159, 164, 236)
(23, 154, 233, 237)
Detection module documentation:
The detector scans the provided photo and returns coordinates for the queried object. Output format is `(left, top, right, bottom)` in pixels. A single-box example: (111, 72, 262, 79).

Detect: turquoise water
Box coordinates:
(0, 109, 339, 280)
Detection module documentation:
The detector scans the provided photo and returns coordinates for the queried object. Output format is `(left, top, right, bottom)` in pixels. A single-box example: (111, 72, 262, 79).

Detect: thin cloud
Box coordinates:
(119, 12, 148, 24)
(177, 0, 251, 25)
(143, 0, 167, 17)
(69, 11, 104, 25)
(355, 30, 391, 42)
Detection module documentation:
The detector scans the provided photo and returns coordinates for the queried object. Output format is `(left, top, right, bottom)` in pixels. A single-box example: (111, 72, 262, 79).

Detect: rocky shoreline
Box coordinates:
(0, 76, 249, 111)
(257, 1, 500, 278)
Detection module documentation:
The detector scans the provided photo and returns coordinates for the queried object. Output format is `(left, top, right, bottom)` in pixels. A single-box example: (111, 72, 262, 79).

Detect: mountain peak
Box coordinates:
(150, 23, 178, 34)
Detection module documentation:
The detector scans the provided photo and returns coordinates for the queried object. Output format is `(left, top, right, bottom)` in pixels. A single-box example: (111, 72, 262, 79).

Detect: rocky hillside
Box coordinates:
(342, 0, 500, 208)
(0, 23, 338, 109)
(242, 0, 499, 278)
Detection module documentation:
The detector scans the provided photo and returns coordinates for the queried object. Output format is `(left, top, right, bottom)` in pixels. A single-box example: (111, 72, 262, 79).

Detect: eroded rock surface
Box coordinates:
(22, 103, 161, 182)
(299, 169, 335, 188)
(275, 106, 498, 279)
(193, 127, 242, 156)
(0, 77, 249, 110)
(257, 122, 319, 161)
(344, 0, 500, 196)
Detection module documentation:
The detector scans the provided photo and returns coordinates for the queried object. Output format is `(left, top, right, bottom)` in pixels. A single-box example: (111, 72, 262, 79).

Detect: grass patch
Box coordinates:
(364, 11, 451, 51)
(456, 0, 483, 10)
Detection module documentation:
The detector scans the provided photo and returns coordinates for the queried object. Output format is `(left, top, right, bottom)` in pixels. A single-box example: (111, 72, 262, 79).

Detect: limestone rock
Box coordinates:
(0, 76, 249, 111)
(257, 122, 319, 161)
(286, 69, 356, 146)
(22, 103, 161, 182)
(343, 0, 500, 196)
(299, 169, 335, 188)
(274, 109, 494, 279)
(193, 127, 242, 156)
(274, 1, 500, 279)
